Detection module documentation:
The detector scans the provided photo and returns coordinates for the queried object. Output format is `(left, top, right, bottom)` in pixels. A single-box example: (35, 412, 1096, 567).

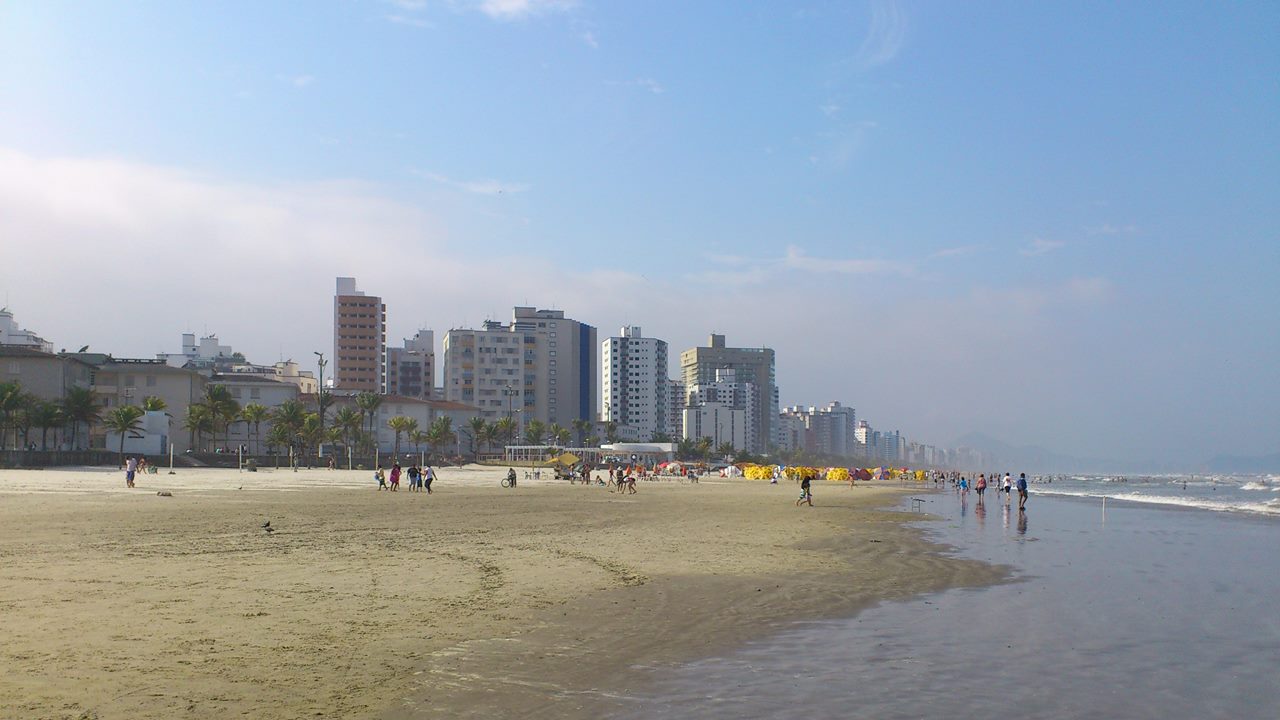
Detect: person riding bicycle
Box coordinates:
(506, 468, 517, 488)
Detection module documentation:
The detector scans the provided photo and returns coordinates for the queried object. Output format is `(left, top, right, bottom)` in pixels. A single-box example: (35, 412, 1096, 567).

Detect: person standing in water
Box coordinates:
(1017, 472, 1029, 510)
(1002, 472, 1013, 504)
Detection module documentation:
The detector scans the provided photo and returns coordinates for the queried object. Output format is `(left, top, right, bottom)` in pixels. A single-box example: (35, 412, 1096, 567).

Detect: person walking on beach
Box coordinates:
(796, 476, 813, 507)
(1002, 472, 1013, 504)
(975, 473, 987, 499)
(375, 467, 387, 490)
(1016, 472, 1028, 510)
(124, 456, 137, 488)
(389, 463, 401, 491)
(424, 465, 435, 494)
(406, 464, 420, 492)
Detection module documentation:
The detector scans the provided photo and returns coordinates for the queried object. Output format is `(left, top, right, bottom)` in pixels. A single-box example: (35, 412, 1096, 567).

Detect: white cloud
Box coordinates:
(929, 244, 982, 259)
(607, 77, 665, 95)
(411, 169, 529, 195)
(385, 14, 432, 28)
(854, 0, 907, 70)
(477, 0, 576, 21)
(1021, 238, 1065, 256)
(1087, 223, 1140, 236)
(581, 30, 598, 48)
(277, 74, 314, 88)
(783, 246, 913, 276)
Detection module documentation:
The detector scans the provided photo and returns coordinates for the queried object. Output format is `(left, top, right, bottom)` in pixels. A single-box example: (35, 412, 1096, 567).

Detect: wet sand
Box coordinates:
(0, 467, 1000, 718)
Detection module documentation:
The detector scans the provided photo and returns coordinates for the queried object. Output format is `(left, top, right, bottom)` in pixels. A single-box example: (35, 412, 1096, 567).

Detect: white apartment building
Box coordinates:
(682, 403, 746, 452)
(601, 326, 669, 442)
(683, 368, 758, 452)
(157, 333, 234, 368)
(666, 379, 686, 440)
(443, 307, 597, 431)
(0, 307, 53, 353)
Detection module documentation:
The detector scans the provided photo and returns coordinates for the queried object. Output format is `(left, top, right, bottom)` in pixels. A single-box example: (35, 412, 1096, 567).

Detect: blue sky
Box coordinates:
(1, 1, 1276, 467)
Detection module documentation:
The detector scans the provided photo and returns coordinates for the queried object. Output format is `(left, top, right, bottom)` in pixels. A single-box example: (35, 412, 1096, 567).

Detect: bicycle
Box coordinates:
(501, 474, 517, 488)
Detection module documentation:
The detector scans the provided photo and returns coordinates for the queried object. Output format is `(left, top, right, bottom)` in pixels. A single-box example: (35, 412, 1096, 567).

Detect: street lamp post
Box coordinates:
(314, 351, 327, 458)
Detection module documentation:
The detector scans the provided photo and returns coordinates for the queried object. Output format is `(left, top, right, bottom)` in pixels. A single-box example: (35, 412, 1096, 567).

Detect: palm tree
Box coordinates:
(141, 395, 167, 411)
(201, 385, 240, 451)
(354, 392, 383, 450)
(270, 399, 307, 463)
(676, 437, 697, 461)
(585, 434, 600, 448)
(0, 382, 24, 450)
(409, 429, 429, 459)
(386, 415, 415, 458)
(426, 416, 456, 461)
(548, 423, 570, 448)
(716, 441, 736, 461)
(695, 436, 714, 461)
(466, 416, 488, 459)
(298, 413, 325, 467)
(493, 416, 516, 447)
(102, 405, 145, 465)
(265, 423, 292, 461)
(332, 406, 362, 452)
(29, 401, 63, 451)
(604, 420, 619, 444)
(571, 418, 591, 446)
(479, 422, 499, 457)
(650, 432, 672, 443)
(60, 387, 100, 451)
(239, 403, 270, 455)
(523, 419, 546, 445)
(183, 404, 215, 451)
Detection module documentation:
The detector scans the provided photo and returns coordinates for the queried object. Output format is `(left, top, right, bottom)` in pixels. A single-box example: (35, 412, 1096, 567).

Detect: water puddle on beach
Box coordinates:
(616, 490, 1280, 719)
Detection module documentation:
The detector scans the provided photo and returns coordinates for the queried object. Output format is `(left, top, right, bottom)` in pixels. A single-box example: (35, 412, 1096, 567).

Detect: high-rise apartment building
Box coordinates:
(680, 334, 778, 453)
(666, 379, 686, 440)
(443, 307, 596, 431)
(601, 326, 669, 442)
(683, 368, 756, 451)
(333, 277, 386, 393)
(779, 402, 857, 457)
(386, 329, 435, 400)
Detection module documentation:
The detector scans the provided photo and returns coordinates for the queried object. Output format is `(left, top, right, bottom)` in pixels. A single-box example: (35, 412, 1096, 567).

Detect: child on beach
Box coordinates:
(375, 467, 387, 491)
(1017, 472, 1028, 510)
(796, 476, 813, 507)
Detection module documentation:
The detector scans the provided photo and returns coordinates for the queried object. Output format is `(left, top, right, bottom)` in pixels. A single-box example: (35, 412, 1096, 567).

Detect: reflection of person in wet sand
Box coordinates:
(1017, 509, 1028, 535)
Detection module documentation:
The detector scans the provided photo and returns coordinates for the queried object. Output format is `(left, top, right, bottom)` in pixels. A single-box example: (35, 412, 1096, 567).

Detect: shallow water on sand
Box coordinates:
(618, 491, 1280, 719)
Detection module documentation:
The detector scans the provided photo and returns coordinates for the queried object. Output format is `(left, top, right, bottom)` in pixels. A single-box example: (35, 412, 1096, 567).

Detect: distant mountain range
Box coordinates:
(951, 432, 1171, 474)
(953, 432, 1280, 475)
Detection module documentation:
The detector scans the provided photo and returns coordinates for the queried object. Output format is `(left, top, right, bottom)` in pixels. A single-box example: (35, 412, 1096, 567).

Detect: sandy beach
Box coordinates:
(0, 465, 1001, 719)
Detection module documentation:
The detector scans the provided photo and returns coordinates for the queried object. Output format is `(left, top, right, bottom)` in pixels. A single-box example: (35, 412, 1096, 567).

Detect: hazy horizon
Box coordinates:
(2, 1, 1276, 468)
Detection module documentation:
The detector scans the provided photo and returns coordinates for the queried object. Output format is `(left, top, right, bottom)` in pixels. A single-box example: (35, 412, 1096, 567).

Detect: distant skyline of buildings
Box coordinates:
(0, 287, 980, 465)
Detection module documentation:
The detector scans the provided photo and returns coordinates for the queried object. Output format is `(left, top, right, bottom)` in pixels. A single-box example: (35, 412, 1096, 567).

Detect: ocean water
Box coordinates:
(617, 485, 1280, 719)
(1026, 473, 1280, 516)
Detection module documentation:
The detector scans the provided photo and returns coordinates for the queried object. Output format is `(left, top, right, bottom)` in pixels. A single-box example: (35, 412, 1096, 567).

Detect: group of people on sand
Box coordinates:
(121, 453, 146, 486)
(375, 462, 435, 493)
(122, 455, 148, 487)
